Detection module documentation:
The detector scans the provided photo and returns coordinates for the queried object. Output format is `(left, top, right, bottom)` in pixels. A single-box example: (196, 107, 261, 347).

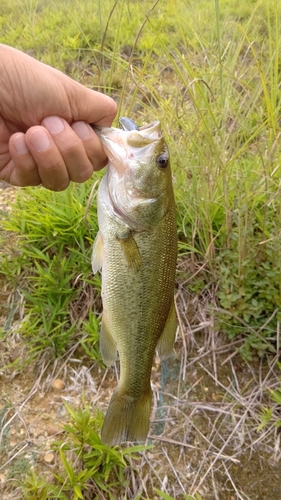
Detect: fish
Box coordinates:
(92, 117, 178, 446)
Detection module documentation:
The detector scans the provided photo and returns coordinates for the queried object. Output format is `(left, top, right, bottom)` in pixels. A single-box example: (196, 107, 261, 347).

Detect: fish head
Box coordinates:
(94, 120, 174, 229)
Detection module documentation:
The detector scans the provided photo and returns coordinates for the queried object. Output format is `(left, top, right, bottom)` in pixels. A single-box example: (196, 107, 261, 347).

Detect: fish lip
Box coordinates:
(93, 120, 161, 144)
(93, 120, 162, 176)
(138, 120, 160, 131)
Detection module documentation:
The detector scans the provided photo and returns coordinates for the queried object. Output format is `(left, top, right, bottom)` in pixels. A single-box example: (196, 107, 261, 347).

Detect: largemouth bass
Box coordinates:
(92, 118, 178, 446)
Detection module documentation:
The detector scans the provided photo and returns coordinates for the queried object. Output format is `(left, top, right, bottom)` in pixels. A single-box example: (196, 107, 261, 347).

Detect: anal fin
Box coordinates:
(157, 300, 178, 359)
(100, 319, 118, 366)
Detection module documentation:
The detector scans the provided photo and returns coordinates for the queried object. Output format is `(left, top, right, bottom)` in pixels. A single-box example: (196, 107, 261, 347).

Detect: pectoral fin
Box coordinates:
(92, 231, 104, 274)
(100, 319, 118, 366)
(157, 300, 178, 359)
(117, 232, 142, 271)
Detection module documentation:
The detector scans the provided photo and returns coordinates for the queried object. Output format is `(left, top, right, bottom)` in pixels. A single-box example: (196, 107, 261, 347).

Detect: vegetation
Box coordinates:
(1, 181, 102, 361)
(1, 0, 281, 498)
(20, 404, 151, 500)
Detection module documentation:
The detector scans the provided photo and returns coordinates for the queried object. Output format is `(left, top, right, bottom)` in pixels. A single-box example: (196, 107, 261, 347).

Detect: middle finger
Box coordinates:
(25, 125, 70, 190)
(42, 116, 94, 183)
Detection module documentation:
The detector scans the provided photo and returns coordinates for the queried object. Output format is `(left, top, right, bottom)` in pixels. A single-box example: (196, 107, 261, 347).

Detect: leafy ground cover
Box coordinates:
(1, 0, 281, 498)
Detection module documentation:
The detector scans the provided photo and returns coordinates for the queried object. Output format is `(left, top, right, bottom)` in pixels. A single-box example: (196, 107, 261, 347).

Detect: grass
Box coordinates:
(1, 0, 281, 498)
(1, 181, 102, 361)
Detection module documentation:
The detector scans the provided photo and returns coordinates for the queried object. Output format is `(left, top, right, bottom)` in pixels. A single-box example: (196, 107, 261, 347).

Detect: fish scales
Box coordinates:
(103, 210, 176, 384)
(92, 118, 178, 446)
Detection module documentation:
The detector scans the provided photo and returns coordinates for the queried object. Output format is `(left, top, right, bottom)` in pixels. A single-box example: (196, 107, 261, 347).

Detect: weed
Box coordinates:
(21, 470, 63, 500)
(215, 211, 281, 359)
(258, 362, 281, 431)
(20, 403, 151, 499)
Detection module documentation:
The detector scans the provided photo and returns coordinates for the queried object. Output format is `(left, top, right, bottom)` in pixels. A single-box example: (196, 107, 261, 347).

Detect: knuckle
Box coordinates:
(108, 98, 118, 117)
(71, 165, 93, 183)
(67, 157, 93, 183)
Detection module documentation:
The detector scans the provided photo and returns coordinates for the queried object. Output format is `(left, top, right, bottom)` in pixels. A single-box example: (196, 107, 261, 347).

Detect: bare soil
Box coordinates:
(1, 335, 281, 499)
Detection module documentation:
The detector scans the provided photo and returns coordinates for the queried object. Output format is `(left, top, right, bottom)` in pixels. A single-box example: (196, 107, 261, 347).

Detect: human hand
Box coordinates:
(0, 44, 117, 190)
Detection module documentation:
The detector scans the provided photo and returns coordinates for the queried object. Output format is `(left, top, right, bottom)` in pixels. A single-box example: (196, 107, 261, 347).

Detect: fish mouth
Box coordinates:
(93, 120, 162, 175)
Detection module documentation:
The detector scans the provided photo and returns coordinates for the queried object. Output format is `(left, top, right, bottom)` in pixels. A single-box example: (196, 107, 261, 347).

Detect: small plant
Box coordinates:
(215, 211, 281, 360)
(20, 403, 151, 500)
(258, 362, 281, 431)
(20, 470, 63, 500)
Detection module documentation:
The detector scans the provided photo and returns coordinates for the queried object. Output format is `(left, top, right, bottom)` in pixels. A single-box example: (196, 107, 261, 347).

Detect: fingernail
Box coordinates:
(72, 121, 91, 140)
(29, 129, 51, 152)
(43, 116, 65, 134)
(12, 135, 29, 154)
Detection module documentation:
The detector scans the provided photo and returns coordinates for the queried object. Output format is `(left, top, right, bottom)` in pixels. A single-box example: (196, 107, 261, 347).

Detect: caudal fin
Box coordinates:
(101, 388, 152, 446)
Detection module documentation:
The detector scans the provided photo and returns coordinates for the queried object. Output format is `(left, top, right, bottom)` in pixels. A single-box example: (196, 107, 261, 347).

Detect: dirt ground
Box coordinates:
(1, 334, 281, 499)
(1, 182, 281, 499)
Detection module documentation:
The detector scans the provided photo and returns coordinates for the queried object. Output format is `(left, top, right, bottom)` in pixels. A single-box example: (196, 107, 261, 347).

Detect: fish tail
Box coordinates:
(101, 387, 152, 446)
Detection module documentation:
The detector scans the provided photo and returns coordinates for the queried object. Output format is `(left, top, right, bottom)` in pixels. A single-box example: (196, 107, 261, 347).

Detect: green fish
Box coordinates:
(92, 118, 178, 446)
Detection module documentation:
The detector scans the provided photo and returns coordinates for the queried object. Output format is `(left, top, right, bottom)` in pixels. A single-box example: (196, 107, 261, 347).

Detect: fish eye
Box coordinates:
(156, 153, 169, 169)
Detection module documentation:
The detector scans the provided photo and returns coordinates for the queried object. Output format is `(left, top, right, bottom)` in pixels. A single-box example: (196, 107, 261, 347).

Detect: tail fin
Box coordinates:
(101, 388, 152, 446)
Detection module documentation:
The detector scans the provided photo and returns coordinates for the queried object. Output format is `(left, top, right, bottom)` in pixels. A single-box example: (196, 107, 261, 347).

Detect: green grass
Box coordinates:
(258, 362, 281, 431)
(1, 181, 102, 360)
(1, 0, 281, 497)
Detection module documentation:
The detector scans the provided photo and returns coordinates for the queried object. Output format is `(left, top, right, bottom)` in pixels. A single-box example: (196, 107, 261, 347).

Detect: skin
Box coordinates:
(0, 44, 117, 191)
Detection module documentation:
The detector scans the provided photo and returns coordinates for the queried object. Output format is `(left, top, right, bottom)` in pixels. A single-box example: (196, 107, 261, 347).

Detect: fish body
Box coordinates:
(92, 118, 178, 446)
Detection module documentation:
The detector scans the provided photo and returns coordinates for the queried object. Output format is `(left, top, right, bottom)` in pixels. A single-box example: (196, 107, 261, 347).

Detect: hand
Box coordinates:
(0, 45, 117, 190)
